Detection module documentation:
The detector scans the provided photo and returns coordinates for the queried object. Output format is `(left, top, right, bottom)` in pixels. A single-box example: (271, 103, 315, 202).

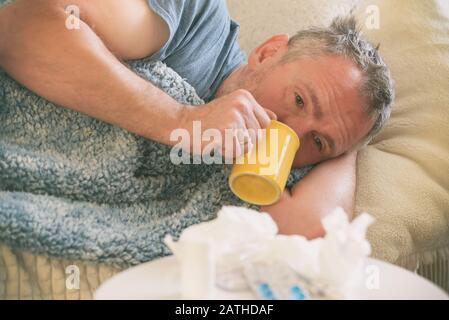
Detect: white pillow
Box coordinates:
(353, 0, 449, 266)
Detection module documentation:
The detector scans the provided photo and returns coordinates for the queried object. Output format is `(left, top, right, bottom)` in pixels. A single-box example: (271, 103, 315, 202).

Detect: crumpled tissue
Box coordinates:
(164, 206, 374, 299)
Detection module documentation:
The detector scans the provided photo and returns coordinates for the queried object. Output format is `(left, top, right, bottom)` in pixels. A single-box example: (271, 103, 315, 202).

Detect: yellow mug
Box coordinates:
(229, 120, 300, 206)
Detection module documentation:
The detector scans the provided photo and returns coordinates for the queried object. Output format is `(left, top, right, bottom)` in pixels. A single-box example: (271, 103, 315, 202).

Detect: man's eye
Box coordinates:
(295, 93, 304, 108)
(313, 135, 323, 151)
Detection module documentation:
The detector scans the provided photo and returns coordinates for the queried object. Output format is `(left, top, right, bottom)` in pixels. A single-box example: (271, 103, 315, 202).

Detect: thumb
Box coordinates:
(264, 108, 278, 121)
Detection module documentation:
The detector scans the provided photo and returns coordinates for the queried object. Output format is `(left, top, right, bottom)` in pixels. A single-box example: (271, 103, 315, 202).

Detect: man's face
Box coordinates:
(245, 47, 375, 167)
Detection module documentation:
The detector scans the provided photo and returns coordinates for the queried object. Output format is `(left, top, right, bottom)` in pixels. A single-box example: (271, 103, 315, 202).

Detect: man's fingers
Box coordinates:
(235, 127, 255, 155)
(241, 112, 261, 146)
(250, 104, 270, 129)
(238, 90, 276, 128)
(232, 133, 245, 159)
(264, 108, 278, 121)
(251, 102, 277, 131)
(242, 113, 261, 132)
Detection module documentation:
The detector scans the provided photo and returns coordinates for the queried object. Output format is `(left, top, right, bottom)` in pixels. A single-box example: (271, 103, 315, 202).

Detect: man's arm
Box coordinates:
(0, 0, 184, 145)
(261, 152, 358, 239)
(0, 0, 273, 152)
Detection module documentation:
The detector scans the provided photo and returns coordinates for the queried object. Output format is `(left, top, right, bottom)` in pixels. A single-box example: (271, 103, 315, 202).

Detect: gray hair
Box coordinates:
(282, 16, 395, 149)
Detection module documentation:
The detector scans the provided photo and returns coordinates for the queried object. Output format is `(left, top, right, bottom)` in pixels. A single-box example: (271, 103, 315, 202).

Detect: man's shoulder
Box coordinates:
(148, 0, 232, 59)
(148, 0, 229, 29)
(147, 0, 244, 100)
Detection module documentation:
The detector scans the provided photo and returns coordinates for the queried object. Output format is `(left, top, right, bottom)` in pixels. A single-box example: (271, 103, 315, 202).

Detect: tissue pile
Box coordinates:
(165, 206, 374, 300)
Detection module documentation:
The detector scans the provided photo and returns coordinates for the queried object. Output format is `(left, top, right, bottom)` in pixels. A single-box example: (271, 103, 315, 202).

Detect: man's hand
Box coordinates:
(261, 152, 358, 239)
(180, 89, 277, 158)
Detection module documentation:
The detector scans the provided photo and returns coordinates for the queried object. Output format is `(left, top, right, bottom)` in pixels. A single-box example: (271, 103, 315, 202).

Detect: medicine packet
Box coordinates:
(242, 259, 310, 300)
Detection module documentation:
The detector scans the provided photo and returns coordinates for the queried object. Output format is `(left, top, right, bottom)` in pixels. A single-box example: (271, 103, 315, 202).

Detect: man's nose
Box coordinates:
(292, 119, 314, 140)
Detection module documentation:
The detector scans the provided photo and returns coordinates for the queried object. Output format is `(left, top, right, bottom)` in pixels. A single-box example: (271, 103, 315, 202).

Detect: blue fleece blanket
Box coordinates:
(0, 56, 310, 267)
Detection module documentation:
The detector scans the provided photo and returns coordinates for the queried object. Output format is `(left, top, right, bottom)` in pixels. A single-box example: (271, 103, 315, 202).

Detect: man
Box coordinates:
(0, 0, 394, 238)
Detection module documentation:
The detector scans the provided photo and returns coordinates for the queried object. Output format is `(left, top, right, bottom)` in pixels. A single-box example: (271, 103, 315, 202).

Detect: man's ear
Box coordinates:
(247, 34, 289, 69)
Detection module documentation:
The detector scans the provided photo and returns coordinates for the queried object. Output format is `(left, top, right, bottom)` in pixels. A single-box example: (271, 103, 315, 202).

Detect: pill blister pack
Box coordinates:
(242, 259, 310, 300)
(215, 254, 337, 300)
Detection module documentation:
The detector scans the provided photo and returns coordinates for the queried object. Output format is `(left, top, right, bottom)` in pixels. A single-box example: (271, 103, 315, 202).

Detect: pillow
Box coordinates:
(353, 0, 449, 268)
(227, 0, 358, 54)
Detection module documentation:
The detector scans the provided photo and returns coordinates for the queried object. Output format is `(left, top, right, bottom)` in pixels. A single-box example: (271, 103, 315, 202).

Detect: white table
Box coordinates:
(95, 256, 448, 300)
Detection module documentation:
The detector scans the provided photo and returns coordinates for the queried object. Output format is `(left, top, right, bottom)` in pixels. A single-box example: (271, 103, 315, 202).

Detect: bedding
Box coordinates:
(0, 244, 121, 299)
(0, 57, 310, 267)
